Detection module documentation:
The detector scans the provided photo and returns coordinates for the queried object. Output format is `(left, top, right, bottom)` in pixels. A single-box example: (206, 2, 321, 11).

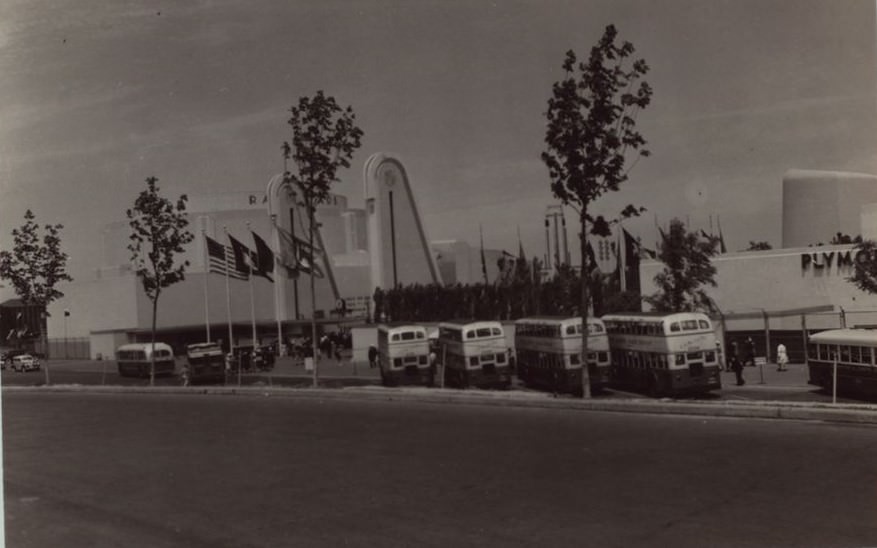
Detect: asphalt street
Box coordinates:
(4, 392, 877, 547)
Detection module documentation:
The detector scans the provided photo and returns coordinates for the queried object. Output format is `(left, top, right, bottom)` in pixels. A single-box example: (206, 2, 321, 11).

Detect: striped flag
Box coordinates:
(205, 235, 248, 280)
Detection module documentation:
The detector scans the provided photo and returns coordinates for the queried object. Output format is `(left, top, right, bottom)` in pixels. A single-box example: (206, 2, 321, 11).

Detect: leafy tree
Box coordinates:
(644, 218, 720, 312)
(745, 240, 772, 251)
(283, 91, 363, 386)
(830, 232, 862, 245)
(847, 239, 877, 294)
(542, 24, 652, 397)
(0, 209, 73, 354)
(127, 177, 193, 386)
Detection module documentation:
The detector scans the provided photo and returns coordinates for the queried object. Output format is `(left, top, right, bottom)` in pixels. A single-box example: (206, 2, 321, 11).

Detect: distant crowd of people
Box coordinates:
(724, 337, 789, 386)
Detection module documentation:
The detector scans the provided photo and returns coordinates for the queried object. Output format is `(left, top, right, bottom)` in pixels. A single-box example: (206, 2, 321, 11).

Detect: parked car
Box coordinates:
(2, 349, 31, 371)
(11, 354, 40, 372)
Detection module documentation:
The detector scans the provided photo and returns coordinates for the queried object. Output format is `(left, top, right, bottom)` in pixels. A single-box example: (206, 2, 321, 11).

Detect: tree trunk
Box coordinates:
(309, 203, 318, 388)
(151, 294, 157, 387)
(580, 210, 592, 399)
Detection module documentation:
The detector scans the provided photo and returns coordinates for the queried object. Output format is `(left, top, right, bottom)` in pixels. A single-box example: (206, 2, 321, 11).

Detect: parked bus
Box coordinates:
(514, 316, 610, 395)
(807, 328, 877, 397)
(184, 342, 225, 385)
(377, 324, 433, 387)
(437, 320, 510, 389)
(601, 312, 721, 397)
(116, 342, 176, 378)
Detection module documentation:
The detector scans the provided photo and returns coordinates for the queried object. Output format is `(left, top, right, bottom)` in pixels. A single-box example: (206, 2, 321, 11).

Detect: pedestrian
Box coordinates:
(368, 345, 378, 369)
(715, 341, 724, 371)
(744, 337, 756, 367)
(777, 342, 789, 372)
(730, 339, 745, 386)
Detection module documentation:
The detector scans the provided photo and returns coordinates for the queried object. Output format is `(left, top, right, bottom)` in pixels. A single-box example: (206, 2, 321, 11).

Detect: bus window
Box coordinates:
(675, 354, 685, 366)
(476, 328, 491, 337)
(469, 356, 479, 366)
(682, 320, 698, 331)
(850, 346, 862, 364)
(466, 330, 475, 340)
(417, 331, 425, 339)
(492, 327, 501, 336)
(401, 331, 415, 341)
(391, 334, 400, 342)
(698, 320, 711, 329)
(840, 345, 850, 362)
(566, 325, 576, 335)
(670, 322, 681, 332)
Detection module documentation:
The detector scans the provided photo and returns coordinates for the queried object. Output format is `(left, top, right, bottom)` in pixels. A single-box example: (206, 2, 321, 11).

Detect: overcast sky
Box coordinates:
(1, 0, 875, 293)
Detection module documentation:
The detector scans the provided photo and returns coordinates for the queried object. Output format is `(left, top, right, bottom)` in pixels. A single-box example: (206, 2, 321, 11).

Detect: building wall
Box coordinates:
(640, 245, 877, 331)
(782, 169, 877, 248)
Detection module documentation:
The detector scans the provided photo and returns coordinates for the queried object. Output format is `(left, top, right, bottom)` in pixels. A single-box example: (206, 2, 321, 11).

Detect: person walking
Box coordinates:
(368, 345, 378, 369)
(744, 337, 756, 367)
(730, 339, 745, 386)
(777, 342, 789, 372)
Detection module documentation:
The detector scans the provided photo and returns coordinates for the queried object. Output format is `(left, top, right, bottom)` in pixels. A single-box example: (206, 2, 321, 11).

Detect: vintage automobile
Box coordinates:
(10, 353, 40, 372)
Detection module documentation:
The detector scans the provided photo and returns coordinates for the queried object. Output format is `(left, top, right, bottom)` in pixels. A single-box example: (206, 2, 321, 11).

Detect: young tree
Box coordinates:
(542, 24, 651, 398)
(0, 209, 73, 355)
(127, 177, 194, 386)
(847, 239, 877, 295)
(283, 91, 363, 386)
(644, 218, 720, 313)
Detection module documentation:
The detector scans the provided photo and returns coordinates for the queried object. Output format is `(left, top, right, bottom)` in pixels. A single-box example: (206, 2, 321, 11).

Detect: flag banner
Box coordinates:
(276, 224, 323, 278)
(251, 231, 275, 282)
(205, 235, 248, 280)
(228, 234, 256, 277)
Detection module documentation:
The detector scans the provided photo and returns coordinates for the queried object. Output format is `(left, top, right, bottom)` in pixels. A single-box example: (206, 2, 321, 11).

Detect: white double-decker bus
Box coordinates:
(437, 320, 510, 389)
(377, 324, 434, 387)
(514, 316, 610, 395)
(601, 312, 721, 397)
(807, 328, 877, 398)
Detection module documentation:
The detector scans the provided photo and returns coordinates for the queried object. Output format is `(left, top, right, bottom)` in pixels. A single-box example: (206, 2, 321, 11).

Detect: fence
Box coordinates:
(40, 338, 91, 359)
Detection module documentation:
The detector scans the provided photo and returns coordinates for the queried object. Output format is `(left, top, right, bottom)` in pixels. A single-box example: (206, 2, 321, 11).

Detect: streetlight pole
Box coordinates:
(64, 309, 69, 359)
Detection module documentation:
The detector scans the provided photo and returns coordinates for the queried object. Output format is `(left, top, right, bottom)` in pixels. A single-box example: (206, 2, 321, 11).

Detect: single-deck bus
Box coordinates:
(514, 316, 610, 395)
(185, 342, 225, 384)
(438, 320, 510, 389)
(116, 342, 176, 378)
(807, 329, 877, 397)
(601, 312, 721, 397)
(377, 324, 433, 387)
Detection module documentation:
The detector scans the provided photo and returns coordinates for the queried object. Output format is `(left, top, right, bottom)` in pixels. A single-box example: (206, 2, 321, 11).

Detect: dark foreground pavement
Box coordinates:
(4, 392, 877, 548)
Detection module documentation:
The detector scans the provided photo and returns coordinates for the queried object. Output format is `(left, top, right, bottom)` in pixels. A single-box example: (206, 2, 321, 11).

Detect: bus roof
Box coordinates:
(438, 320, 503, 330)
(809, 328, 877, 346)
(378, 324, 427, 335)
(116, 342, 173, 353)
(515, 316, 605, 327)
(601, 312, 711, 323)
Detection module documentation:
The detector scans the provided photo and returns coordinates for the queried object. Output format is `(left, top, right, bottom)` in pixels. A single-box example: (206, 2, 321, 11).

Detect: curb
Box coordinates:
(6, 384, 877, 425)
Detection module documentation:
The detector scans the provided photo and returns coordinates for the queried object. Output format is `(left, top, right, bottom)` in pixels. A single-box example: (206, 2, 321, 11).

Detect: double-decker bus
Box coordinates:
(116, 342, 176, 378)
(514, 316, 610, 395)
(377, 324, 434, 387)
(807, 328, 877, 397)
(437, 320, 510, 389)
(601, 312, 721, 397)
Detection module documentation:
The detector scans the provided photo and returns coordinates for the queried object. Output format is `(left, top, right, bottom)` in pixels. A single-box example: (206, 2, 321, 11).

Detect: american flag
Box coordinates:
(205, 235, 248, 280)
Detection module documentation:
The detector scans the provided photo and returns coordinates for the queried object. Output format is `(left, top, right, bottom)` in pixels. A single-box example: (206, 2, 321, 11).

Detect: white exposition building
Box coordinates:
(48, 153, 506, 359)
(640, 169, 877, 360)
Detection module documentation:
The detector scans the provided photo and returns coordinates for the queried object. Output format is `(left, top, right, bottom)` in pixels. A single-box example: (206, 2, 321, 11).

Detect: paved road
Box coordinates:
(4, 392, 877, 547)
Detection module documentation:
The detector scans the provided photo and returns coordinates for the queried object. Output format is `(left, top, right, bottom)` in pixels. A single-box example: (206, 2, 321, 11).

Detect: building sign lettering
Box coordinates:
(801, 249, 867, 273)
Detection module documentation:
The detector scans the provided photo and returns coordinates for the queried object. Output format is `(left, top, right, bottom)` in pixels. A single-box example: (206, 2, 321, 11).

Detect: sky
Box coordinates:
(1, 0, 876, 296)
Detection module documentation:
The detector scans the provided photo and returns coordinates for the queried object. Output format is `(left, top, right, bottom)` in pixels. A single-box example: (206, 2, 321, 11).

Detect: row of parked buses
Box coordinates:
(377, 311, 724, 397)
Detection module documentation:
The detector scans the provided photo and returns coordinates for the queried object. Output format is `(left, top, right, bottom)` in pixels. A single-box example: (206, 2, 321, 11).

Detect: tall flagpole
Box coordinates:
(271, 214, 282, 356)
(246, 222, 257, 348)
(223, 226, 233, 351)
(202, 227, 211, 342)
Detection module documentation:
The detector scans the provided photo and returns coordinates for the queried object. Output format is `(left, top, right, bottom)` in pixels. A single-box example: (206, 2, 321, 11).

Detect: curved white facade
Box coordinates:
(781, 169, 877, 248)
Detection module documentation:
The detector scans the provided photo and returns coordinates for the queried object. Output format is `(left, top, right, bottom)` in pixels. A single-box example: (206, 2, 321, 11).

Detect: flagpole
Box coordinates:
(619, 226, 627, 292)
(271, 214, 283, 356)
(223, 226, 236, 386)
(202, 228, 211, 343)
(246, 222, 257, 349)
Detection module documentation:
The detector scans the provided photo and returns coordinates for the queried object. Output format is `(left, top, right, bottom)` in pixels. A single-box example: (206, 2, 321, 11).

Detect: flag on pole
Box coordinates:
(251, 231, 275, 282)
(228, 234, 256, 277)
(205, 235, 248, 280)
(276, 224, 323, 278)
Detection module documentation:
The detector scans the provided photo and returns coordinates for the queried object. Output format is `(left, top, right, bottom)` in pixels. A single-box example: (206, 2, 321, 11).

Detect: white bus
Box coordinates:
(601, 312, 721, 397)
(116, 342, 176, 378)
(514, 316, 610, 395)
(377, 324, 434, 387)
(807, 328, 877, 397)
(437, 320, 510, 389)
